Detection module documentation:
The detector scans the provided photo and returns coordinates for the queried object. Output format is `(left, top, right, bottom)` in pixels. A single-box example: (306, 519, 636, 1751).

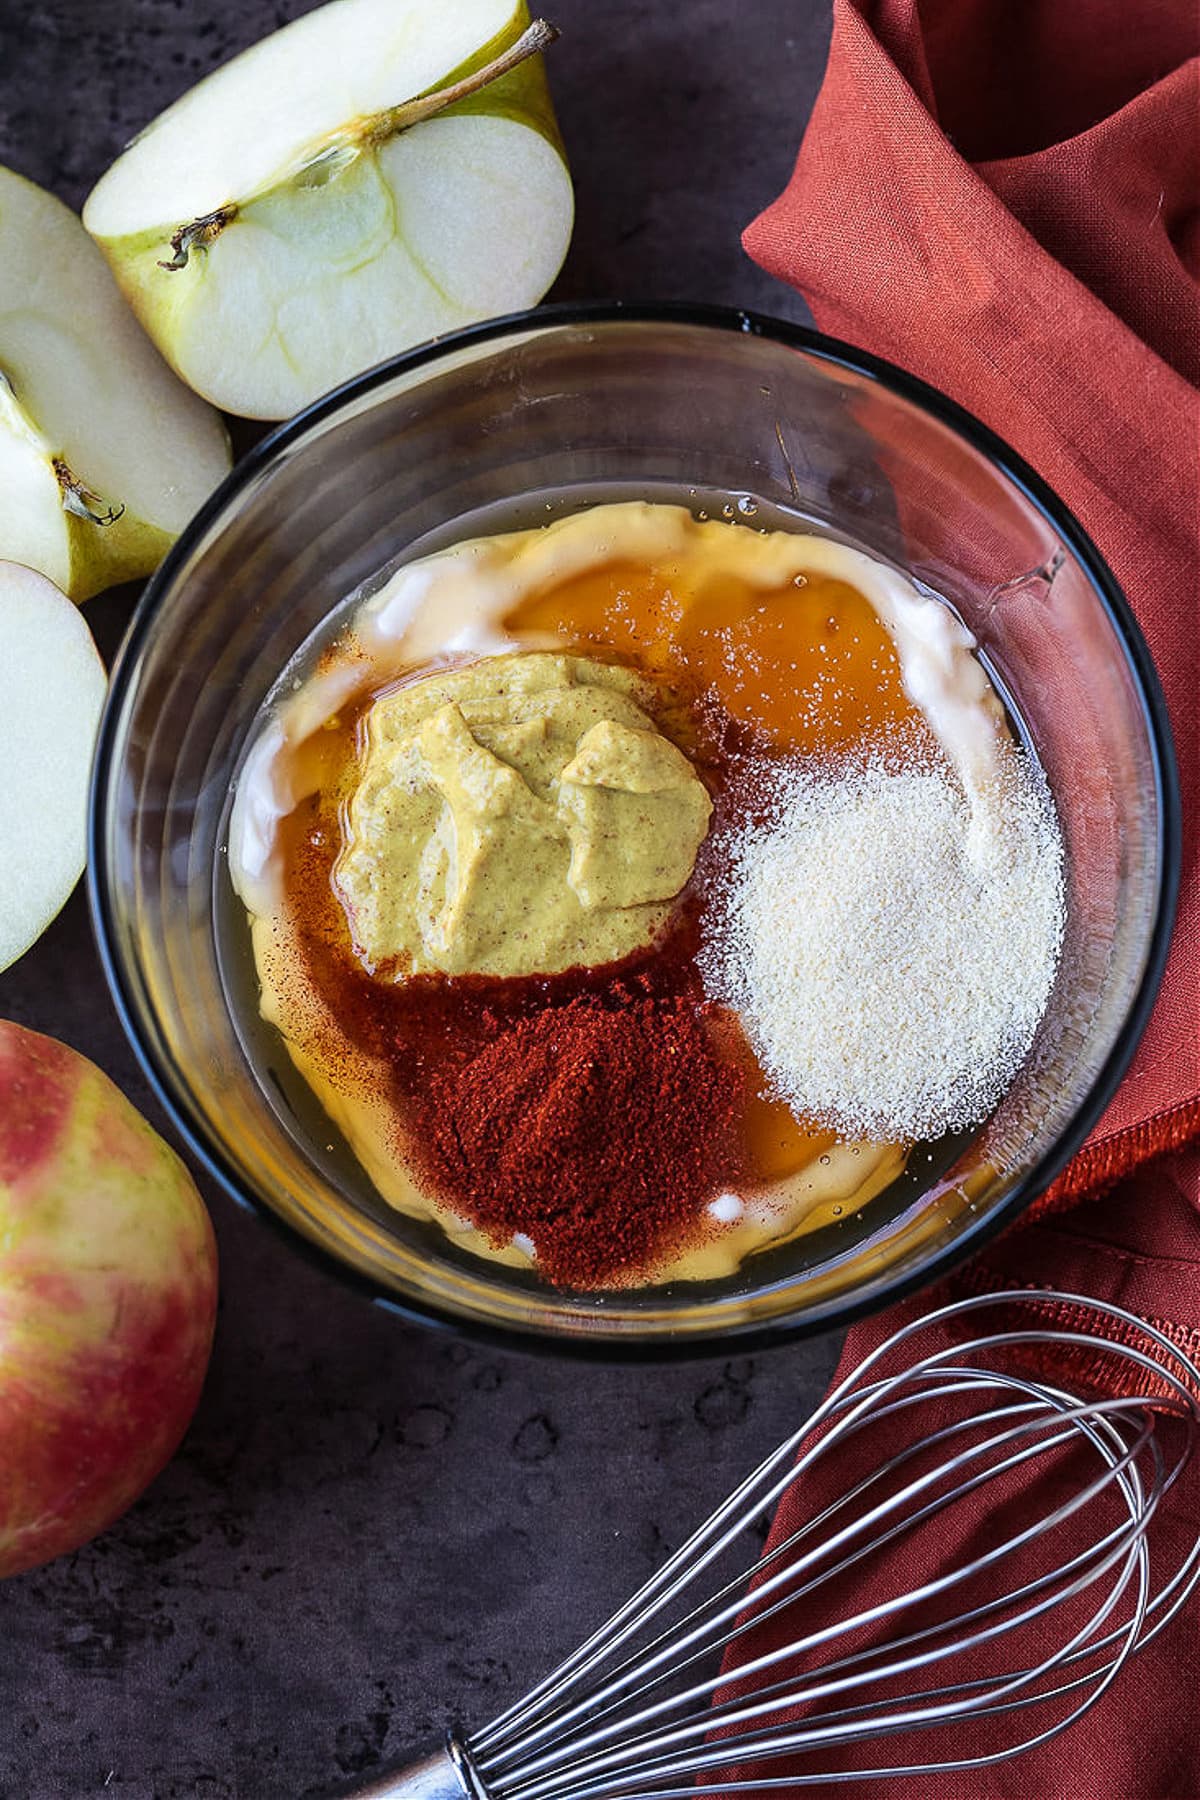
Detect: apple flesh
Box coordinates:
(0, 562, 107, 973)
(0, 1022, 218, 1581)
(83, 0, 574, 420)
(0, 164, 231, 602)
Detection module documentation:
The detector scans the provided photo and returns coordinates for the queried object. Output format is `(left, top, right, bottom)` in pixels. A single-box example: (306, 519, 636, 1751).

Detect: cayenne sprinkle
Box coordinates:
(416, 989, 743, 1288)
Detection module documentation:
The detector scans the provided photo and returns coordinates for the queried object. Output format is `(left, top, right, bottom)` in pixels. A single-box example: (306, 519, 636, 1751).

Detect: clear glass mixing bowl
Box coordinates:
(89, 304, 1179, 1354)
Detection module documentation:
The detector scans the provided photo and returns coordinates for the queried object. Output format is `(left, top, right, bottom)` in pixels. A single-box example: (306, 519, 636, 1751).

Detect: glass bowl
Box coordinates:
(89, 303, 1179, 1355)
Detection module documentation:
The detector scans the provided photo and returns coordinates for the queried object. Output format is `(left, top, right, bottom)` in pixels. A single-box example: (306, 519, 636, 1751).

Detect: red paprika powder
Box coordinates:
(415, 987, 743, 1288)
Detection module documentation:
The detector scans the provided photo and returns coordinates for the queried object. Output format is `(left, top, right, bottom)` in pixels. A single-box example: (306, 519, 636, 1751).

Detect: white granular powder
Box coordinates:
(702, 756, 1066, 1142)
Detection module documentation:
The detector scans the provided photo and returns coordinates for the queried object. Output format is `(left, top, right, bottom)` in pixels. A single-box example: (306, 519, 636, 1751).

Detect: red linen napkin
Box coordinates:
(718, 3, 1200, 1793)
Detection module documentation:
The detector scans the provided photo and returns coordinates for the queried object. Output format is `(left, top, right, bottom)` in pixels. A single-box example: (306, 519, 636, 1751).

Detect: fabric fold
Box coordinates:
(743, 0, 1199, 1210)
(721, 2, 1200, 1791)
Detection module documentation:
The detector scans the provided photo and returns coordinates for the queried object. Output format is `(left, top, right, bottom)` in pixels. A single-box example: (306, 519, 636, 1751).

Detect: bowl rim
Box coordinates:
(87, 298, 1182, 1361)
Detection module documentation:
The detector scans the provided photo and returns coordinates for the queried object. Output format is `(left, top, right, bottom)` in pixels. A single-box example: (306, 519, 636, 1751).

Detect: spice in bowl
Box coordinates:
(227, 500, 1065, 1291)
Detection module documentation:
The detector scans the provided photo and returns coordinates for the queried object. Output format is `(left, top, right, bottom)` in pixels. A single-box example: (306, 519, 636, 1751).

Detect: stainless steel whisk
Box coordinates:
(339, 1290, 1200, 1798)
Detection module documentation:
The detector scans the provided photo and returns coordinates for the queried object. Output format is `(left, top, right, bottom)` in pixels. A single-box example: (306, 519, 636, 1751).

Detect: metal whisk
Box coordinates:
(339, 1290, 1200, 1798)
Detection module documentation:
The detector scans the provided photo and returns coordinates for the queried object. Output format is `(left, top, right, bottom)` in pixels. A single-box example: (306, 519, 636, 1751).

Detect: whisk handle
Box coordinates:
(325, 1733, 489, 1800)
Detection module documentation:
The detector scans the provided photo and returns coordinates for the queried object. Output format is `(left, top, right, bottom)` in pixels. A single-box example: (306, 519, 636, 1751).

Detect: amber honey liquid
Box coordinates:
(216, 484, 984, 1284)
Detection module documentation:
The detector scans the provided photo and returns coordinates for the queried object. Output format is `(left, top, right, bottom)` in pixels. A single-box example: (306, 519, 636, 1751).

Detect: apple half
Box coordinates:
(0, 1020, 218, 1581)
(0, 562, 107, 972)
(0, 167, 231, 602)
(83, 0, 574, 421)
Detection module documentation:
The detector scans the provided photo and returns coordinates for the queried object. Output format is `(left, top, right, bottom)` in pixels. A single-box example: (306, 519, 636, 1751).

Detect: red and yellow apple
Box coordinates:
(0, 1021, 218, 1580)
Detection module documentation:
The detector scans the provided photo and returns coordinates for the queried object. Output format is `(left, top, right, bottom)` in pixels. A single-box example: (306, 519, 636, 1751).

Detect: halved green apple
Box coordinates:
(0, 167, 231, 603)
(0, 562, 107, 971)
(83, 0, 574, 421)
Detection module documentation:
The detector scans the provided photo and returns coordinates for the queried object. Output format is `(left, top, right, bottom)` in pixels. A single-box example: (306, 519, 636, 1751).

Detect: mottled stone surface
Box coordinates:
(0, 3, 834, 1794)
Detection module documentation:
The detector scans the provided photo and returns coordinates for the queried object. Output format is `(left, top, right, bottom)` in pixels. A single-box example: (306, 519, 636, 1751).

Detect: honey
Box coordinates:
(508, 562, 926, 758)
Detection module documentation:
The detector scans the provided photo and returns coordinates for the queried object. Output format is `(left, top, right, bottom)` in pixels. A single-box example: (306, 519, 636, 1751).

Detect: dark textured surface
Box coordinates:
(0, 4, 835, 1795)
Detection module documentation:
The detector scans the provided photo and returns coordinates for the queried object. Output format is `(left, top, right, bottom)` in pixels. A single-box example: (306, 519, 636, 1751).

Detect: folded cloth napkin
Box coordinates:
(717, 2, 1200, 1793)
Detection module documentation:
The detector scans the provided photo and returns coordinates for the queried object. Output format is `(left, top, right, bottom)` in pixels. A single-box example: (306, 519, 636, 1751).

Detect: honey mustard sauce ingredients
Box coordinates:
(335, 653, 711, 979)
(227, 500, 1056, 1291)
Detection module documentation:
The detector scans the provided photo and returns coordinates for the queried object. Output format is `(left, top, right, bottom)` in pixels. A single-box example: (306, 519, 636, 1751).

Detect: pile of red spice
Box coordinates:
(414, 988, 743, 1288)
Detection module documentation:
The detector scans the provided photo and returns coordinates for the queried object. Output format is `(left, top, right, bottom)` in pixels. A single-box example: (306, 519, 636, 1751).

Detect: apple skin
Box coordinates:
(0, 1021, 218, 1580)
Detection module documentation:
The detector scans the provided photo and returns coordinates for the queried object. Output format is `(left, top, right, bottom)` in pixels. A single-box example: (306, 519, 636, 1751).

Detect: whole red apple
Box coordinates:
(0, 1020, 218, 1579)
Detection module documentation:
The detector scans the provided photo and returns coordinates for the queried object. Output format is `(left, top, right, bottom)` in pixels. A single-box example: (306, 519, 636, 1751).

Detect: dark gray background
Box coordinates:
(0, 4, 834, 1795)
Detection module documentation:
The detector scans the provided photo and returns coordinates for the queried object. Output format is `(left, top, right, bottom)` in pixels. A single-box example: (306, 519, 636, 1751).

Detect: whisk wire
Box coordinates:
(480, 1310, 1197, 1779)
(472, 1419, 818, 1757)
(481, 1384, 1163, 1795)
(500, 1521, 1153, 1800)
(339, 1293, 1199, 1800)
(477, 1395, 1062, 1777)
(468, 1294, 1200, 1800)
(496, 1478, 1150, 1800)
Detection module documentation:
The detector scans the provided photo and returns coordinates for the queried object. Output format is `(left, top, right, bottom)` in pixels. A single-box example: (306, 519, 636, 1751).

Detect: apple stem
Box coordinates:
(54, 459, 125, 528)
(367, 17, 560, 144)
(155, 18, 557, 267)
(159, 204, 238, 273)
